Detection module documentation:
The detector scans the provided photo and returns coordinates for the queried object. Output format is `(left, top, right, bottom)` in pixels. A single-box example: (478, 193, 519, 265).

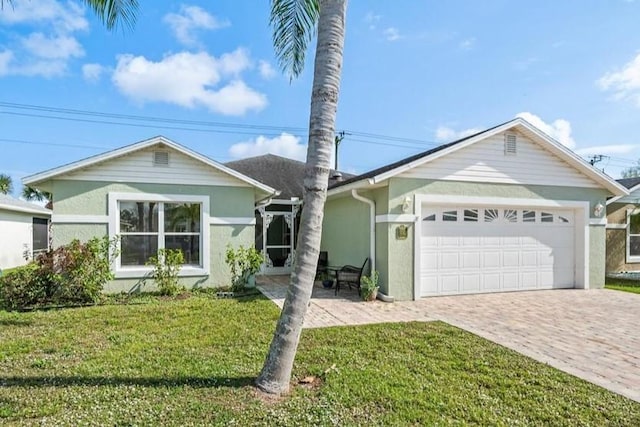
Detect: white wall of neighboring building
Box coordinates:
(0, 210, 33, 269)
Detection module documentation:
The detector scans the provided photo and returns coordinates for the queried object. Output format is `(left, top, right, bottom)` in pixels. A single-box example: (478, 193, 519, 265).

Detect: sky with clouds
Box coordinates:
(1, 0, 640, 196)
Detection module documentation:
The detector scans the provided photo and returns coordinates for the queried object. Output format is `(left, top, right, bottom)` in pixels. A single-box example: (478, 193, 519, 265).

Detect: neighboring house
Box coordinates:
(605, 177, 640, 273)
(22, 136, 277, 292)
(225, 154, 352, 275)
(0, 194, 51, 270)
(321, 118, 628, 300)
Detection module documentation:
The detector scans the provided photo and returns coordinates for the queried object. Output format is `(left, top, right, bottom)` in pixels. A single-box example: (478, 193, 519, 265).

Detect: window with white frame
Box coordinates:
(110, 193, 209, 276)
(628, 209, 640, 262)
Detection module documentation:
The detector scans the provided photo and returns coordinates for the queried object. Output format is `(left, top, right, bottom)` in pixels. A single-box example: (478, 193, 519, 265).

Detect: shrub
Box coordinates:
(0, 263, 46, 310)
(147, 248, 184, 296)
(225, 245, 264, 291)
(0, 236, 118, 310)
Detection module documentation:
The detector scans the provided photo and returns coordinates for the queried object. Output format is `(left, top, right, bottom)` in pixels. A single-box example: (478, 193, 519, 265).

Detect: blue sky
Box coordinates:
(2, 0, 640, 197)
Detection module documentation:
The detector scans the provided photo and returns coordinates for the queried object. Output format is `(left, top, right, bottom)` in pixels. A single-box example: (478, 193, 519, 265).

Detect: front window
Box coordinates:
(118, 201, 202, 267)
(628, 210, 640, 262)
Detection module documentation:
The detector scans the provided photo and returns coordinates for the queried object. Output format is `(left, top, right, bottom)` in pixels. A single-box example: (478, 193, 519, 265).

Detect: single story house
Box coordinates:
(605, 177, 640, 273)
(22, 136, 279, 292)
(22, 118, 628, 299)
(321, 118, 627, 300)
(0, 194, 51, 270)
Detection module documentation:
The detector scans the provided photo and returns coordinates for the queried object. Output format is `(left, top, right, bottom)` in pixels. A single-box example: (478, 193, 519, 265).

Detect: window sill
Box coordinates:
(625, 256, 640, 264)
(114, 266, 208, 279)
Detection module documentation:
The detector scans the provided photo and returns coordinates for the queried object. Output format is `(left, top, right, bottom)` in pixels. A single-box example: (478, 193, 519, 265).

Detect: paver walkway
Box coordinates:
(257, 275, 640, 403)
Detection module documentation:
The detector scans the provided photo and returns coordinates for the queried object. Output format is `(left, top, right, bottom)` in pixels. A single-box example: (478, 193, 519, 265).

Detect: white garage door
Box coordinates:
(420, 206, 575, 297)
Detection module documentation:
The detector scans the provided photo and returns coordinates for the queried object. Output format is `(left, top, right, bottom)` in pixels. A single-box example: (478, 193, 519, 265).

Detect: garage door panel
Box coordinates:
(420, 205, 576, 297)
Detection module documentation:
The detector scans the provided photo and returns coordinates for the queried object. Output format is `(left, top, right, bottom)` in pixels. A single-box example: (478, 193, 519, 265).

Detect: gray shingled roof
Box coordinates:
(617, 177, 640, 190)
(0, 194, 51, 215)
(225, 154, 354, 199)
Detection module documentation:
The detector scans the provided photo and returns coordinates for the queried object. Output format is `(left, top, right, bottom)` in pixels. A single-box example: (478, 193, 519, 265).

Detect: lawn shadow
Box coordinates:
(0, 375, 256, 389)
(0, 318, 34, 327)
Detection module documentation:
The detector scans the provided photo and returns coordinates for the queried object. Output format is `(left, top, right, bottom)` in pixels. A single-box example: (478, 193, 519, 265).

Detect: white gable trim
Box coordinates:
(0, 203, 51, 216)
(22, 136, 277, 196)
(328, 118, 628, 197)
(607, 183, 640, 205)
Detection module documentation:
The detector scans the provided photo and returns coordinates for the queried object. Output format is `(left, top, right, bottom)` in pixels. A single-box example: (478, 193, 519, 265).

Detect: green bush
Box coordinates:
(0, 263, 47, 310)
(225, 245, 264, 291)
(147, 248, 184, 296)
(0, 236, 118, 310)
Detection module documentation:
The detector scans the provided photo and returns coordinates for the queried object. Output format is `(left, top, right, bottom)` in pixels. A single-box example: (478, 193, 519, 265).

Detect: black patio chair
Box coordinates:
(316, 251, 329, 278)
(335, 258, 369, 296)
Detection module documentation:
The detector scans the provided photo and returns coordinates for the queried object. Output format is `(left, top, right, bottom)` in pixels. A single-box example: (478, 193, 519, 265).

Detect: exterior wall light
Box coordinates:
(402, 196, 412, 213)
(594, 202, 604, 217)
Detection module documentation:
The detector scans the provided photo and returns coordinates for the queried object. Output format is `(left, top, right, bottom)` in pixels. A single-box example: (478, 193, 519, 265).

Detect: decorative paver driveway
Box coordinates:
(257, 276, 640, 403)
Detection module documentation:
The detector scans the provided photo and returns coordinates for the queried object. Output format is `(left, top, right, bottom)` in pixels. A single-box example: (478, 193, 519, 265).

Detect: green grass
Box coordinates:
(605, 277, 640, 294)
(1, 294, 639, 426)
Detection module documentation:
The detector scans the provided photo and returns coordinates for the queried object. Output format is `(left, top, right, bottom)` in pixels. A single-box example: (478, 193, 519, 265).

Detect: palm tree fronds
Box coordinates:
(270, 0, 320, 80)
(83, 0, 139, 31)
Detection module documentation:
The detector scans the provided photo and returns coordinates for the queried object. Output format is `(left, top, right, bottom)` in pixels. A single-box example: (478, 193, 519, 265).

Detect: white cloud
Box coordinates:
(0, 0, 88, 78)
(364, 11, 381, 30)
(82, 63, 106, 82)
(435, 126, 483, 142)
(229, 133, 306, 161)
(383, 27, 402, 42)
(258, 60, 276, 79)
(459, 37, 476, 50)
(516, 112, 576, 149)
(21, 33, 84, 59)
(112, 50, 267, 116)
(513, 56, 539, 71)
(598, 53, 640, 106)
(164, 5, 229, 46)
(575, 144, 637, 156)
(0, 0, 88, 32)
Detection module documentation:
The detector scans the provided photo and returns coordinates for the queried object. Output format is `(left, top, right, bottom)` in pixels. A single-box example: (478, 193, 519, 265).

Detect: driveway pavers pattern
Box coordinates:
(257, 276, 640, 403)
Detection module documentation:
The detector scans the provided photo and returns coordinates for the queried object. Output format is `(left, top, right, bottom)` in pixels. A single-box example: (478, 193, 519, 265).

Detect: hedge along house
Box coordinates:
(605, 177, 640, 273)
(225, 154, 353, 275)
(22, 136, 278, 292)
(321, 118, 628, 301)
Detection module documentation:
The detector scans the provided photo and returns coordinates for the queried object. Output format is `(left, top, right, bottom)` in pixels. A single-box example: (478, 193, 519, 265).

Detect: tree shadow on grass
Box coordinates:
(0, 318, 33, 327)
(0, 375, 256, 389)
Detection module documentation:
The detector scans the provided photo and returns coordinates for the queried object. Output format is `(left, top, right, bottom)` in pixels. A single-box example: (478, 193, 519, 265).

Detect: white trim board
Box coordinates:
(210, 217, 256, 225)
(52, 214, 109, 224)
(412, 194, 590, 301)
(375, 214, 418, 223)
(606, 223, 627, 229)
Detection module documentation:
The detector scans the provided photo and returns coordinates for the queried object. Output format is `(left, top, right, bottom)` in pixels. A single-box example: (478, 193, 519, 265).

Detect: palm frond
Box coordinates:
(83, 0, 139, 31)
(270, 0, 320, 80)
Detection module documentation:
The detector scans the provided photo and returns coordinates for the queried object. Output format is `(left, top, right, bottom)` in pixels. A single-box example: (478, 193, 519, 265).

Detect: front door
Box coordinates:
(257, 204, 300, 274)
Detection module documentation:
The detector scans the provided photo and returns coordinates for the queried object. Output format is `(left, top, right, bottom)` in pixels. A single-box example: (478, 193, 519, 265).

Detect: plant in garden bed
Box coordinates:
(361, 271, 379, 301)
(147, 248, 184, 296)
(225, 245, 264, 291)
(0, 236, 118, 310)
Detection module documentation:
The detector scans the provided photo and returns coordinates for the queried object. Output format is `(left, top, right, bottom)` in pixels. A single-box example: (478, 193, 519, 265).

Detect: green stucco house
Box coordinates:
(22, 136, 278, 292)
(321, 118, 627, 300)
(22, 118, 628, 299)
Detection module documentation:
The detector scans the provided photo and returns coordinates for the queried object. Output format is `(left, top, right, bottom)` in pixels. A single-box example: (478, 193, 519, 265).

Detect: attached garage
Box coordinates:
(418, 204, 579, 296)
(322, 118, 628, 301)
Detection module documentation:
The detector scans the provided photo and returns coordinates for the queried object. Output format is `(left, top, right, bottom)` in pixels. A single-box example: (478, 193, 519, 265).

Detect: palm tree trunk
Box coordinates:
(256, 0, 347, 395)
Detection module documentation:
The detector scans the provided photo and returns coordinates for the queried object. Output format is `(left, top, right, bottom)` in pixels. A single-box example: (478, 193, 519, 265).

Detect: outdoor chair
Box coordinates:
(316, 251, 329, 277)
(335, 258, 369, 296)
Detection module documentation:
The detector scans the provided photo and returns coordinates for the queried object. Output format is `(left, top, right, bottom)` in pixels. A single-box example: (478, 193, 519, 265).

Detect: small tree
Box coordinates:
(622, 161, 640, 178)
(225, 245, 264, 290)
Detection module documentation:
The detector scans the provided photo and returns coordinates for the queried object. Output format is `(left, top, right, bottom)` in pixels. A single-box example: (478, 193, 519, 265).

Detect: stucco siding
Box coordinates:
(321, 195, 370, 271)
(605, 203, 640, 272)
(384, 178, 609, 299)
(52, 180, 255, 217)
(49, 179, 256, 292)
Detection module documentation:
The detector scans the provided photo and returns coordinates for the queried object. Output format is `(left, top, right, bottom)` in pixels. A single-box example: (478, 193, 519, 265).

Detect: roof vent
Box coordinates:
(504, 134, 517, 155)
(330, 172, 343, 182)
(153, 151, 169, 166)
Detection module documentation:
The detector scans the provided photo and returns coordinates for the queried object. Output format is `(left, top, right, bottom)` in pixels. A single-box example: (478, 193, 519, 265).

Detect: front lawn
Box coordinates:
(1, 294, 638, 425)
(605, 277, 640, 294)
